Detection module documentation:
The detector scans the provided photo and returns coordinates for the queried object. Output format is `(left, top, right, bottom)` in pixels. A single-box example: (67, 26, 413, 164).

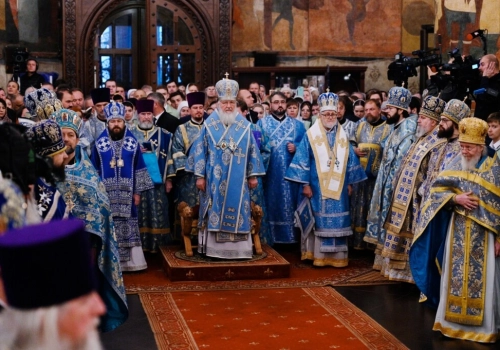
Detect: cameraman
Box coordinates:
(475, 54, 500, 121)
(19, 58, 46, 95)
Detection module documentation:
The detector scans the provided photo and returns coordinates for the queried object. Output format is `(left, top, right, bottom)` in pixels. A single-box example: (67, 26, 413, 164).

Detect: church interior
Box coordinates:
(1, 1, 499, 349)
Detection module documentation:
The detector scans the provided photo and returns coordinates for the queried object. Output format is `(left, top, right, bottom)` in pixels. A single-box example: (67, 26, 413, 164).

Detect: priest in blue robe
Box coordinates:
(411, 117, 500, 343)
(167, 92, 206, 236)
(363, 86, 417, 271)
(186, 77, 265, 259)
(91, 102, 154, 271)
(131, 99, 173, 251)
(258, 91, 306, 244)
(285, 92, 366, 267)
(51, 109, 128, 332)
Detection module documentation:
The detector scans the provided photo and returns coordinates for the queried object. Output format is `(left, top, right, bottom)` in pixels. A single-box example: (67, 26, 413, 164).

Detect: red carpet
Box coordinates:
(125, 250, 395, 293)
(140, 287, 408, 350)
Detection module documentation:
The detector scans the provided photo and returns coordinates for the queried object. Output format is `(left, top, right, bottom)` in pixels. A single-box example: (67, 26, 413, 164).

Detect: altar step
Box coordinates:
(160, 244, 290, 282)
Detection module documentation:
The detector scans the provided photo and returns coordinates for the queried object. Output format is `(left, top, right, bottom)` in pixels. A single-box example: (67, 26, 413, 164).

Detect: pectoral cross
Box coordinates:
(416, 142, 428, 156)
(110, 159, 116, 168)
(208, 119, 220, 131)
(234, 119, 245, 131)
(338, 136, 348, 149)
(313, 135, 324, 147)
(234, 147, 246, 164)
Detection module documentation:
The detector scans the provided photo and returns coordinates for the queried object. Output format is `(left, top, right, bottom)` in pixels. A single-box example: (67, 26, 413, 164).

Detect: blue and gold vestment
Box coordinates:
(380, 126, 447, 282)
(350, 119, 391, 249)
(410, 154, 500, 342)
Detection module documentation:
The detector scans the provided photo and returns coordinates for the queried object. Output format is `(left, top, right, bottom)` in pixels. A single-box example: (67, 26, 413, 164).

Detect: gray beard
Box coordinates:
(218, 108, 238, 126)
(415, 126, 431, 138)
(139, 121, 154, 130)
(460, 153, 482, 171)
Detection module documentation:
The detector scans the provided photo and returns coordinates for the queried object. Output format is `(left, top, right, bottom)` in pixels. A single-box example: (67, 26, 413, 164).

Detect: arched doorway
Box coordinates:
(70, 0, 227, 93)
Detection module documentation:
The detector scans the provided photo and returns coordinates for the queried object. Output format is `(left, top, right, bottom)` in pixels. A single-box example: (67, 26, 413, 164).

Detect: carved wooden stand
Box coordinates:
(178, 201, 264, 257)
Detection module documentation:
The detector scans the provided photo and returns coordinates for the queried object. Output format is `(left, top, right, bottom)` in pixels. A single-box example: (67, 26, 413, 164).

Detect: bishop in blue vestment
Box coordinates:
(186, 78, 265, 259)
(91, 102, 154, 272)
(286, 92, 366, 267)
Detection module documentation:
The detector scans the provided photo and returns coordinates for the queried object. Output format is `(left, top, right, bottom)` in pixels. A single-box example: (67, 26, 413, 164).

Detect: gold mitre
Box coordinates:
(458, 117, 488, 145)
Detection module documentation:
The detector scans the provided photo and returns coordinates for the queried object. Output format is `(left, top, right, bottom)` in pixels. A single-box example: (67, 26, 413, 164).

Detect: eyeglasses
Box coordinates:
(460, 145, 478, 152)
(321, 112, 337, 118)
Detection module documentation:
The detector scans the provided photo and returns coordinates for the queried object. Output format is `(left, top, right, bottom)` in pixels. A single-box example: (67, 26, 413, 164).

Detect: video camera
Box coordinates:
(440, 48, 480, 81)
(387, 49, 441, 86)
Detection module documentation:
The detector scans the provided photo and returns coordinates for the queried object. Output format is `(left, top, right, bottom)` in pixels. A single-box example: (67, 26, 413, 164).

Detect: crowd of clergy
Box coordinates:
(0, 53, 499, 344)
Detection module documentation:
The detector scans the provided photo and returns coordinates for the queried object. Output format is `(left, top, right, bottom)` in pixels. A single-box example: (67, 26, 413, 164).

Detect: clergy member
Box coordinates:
(381, 95, 447, 282)
(91, 102, 154, 271)
(51, 109, 128, 331)
(258, 91, 306, 244)
(285, 91, 366, 267)
(166, 91, 205, 250)
(350, 98, 391, 249)
(186, 77, 265, 259)
(131, 99, 173, 252)
(411, 117, 500, 343)
(363, 86, 417, 271)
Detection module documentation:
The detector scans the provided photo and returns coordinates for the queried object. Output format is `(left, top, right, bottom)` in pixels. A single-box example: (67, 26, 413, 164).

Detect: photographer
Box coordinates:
(475, 54, 500, 121)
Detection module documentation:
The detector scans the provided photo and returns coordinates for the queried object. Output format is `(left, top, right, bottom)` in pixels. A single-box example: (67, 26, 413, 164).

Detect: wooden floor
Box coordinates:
(101, 247, 499, 350)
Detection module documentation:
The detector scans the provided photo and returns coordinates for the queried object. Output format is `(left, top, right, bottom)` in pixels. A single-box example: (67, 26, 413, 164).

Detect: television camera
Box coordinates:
(387, 49, 442, 87)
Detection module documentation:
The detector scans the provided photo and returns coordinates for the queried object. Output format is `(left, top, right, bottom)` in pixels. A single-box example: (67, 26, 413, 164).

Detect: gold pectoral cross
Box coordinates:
(110, 159, 116, 168)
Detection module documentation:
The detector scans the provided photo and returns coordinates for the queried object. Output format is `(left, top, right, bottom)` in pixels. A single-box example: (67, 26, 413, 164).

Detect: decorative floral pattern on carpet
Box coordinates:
(140, 287, 408, 349)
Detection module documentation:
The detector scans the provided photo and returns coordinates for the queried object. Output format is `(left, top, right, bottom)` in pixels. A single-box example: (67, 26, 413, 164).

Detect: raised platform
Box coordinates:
(161, 245, 290, 282)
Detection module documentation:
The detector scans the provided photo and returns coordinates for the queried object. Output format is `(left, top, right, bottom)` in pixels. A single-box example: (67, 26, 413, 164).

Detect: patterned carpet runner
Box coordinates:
(140, 287, 408, 350)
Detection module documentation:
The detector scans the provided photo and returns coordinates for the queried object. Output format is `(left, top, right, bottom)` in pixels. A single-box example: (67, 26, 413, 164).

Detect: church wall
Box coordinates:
(231, 0, 500, 94)
(0, 1, 498, 93)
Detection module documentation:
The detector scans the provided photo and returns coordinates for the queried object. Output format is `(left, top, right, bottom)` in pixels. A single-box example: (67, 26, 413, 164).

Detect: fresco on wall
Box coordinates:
(435, 0, 500, 58)
(0, 0, 60, 53)
(401, 0, 435, 53)
(232, 0, 401, 57)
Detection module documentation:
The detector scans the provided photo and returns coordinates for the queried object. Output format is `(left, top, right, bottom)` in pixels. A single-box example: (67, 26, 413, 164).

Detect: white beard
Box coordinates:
(460, 153, 482, 171)
(0, 307, 103, 350)
(321, 119, 337, 130)
(218, 108, 238, 126)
